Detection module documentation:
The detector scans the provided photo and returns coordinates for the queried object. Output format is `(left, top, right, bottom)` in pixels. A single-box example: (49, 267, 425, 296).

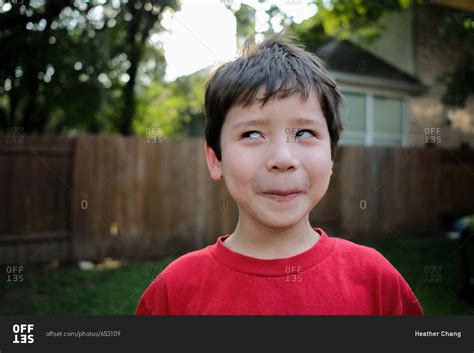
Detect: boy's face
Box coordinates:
(205, 91, 333, 229)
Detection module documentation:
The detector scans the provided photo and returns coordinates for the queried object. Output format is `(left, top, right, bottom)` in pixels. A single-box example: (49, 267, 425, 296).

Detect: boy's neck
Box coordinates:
(223, 215, 320, 260)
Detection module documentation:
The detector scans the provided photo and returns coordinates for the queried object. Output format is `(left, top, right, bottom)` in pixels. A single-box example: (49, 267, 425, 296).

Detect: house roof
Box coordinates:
(442, 0, 474, 11)
(315, 39, 427, 95)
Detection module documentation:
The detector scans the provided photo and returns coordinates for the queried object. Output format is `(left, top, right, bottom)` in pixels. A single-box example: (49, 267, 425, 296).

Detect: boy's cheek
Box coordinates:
(305, 154, 332, 175)
(225, 152, 260, 177)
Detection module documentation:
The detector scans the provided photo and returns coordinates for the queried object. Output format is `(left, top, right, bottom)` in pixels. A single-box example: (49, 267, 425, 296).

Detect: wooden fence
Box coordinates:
(0, 133, 473, 264)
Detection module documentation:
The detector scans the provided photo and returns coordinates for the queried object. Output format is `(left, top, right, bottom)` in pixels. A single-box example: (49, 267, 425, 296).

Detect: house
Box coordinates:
(316, 39, 426, 147)
(315, 3, 474, 149)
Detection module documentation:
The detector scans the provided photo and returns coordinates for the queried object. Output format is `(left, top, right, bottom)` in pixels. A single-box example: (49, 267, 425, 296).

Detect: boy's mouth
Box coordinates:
(262, 188, 303, 196)
(262, 189, 303, 202)
(261, 189, 303, 202)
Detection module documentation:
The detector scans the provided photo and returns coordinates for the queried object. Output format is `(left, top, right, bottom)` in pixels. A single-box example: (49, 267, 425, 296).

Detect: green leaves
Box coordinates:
(0, 0, 179, 134)
(134, 71, 206, 138)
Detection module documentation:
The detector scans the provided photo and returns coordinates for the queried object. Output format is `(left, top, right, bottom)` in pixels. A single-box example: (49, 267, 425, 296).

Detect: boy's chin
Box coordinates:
(256, 214, 307, 231)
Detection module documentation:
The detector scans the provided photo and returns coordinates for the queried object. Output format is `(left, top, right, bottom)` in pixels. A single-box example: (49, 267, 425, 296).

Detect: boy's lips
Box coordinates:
(261, 188, 303, 196)
(260, 189, 303, 202)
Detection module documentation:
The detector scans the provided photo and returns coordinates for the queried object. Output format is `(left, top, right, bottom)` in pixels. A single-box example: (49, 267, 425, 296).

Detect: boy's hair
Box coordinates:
(204, 33, 344, 161)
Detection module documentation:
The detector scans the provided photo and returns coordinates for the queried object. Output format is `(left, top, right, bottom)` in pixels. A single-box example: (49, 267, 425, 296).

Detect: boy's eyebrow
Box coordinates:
(232, 117, 324, 130)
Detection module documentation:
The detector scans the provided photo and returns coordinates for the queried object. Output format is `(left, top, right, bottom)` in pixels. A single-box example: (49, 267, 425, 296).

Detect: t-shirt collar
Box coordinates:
(209, 227, 335, 277)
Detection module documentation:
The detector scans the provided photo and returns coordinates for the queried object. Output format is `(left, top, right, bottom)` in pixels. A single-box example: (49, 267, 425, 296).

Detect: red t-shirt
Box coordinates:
(135, 228, 424, 315)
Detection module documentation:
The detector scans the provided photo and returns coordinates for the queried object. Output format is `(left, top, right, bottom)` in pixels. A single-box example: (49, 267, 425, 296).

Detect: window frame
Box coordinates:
(339, 85, 410, 147)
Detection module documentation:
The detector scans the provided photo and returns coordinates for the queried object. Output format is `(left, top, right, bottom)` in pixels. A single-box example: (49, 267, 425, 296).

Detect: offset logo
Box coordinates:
(6, 265, 24, 282)
(12, 324, 34, 344)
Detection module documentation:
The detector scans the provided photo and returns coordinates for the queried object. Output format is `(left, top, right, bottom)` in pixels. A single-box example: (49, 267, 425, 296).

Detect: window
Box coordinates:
(340, 91, 406, 146)
(340, 92, 366, 145)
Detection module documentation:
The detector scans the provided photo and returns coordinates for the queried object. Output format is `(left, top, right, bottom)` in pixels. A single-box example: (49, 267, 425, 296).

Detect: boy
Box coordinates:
(135, 34, 424, 315)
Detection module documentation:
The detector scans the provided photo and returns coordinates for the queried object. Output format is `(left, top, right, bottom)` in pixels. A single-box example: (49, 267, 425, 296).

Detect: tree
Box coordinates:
(225, 1, 291, 49)
(437, 10, 474, 108)
(311, 0, 410, 44)
(134, 70, 206, 139)
(234, 3, 256, 50)
(0, 0, 180, 134)
(119, 0, 180, 135)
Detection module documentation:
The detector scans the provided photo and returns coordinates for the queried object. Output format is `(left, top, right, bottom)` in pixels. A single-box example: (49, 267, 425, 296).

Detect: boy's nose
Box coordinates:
(266, 136, 300, 171)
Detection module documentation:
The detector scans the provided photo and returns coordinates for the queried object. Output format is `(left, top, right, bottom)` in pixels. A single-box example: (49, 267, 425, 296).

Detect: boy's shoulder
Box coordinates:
(157, 244, 214, 282)
(333, 236, 422, 314)
(332, 236, 403, 278)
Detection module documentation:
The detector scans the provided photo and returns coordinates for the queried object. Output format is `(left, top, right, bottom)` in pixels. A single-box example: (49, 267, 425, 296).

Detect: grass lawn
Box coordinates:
(360, 235, 474, 315)
(1, 236, 473, 315)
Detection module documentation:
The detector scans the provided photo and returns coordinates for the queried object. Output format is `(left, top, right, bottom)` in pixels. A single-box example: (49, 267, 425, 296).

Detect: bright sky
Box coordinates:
(155, 0, 317, 81)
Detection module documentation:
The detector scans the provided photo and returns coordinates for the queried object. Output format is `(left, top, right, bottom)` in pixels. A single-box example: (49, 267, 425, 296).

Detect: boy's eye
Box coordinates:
(241, 131, 262, 139)
(295, 129, 316, 138)
(241, 129, 317, 140)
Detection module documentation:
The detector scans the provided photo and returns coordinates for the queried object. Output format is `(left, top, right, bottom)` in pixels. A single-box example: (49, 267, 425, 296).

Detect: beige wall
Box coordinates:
(355, 5, 473, 149)
(409, 5, 474, 148)
(355, 9, 415, 75)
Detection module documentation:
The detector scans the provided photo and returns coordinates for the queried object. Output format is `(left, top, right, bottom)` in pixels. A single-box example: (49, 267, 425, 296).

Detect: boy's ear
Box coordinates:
(204, 142, 223, 181)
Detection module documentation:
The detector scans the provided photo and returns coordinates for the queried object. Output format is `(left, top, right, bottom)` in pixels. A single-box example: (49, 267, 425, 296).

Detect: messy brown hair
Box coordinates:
(204, 33, 344, 161)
